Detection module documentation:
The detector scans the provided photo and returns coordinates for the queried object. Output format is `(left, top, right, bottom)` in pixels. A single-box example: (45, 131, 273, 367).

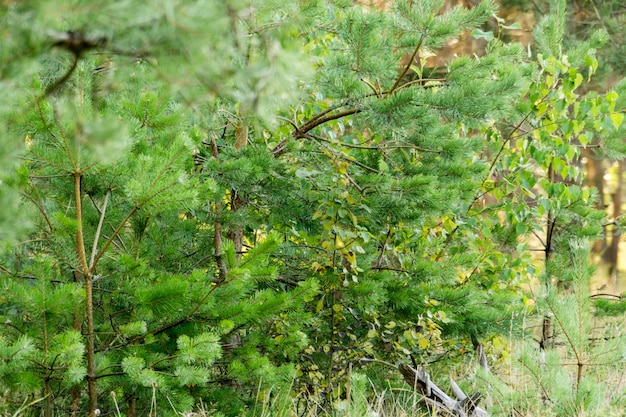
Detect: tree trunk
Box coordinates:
(229, 121, 249, 260)
(127, 396, 136, 417)
(605, 161, 623, 278)
(74, 172, 98, 416)
(70, 386, 81, 417)
(584, 149, 607, 254)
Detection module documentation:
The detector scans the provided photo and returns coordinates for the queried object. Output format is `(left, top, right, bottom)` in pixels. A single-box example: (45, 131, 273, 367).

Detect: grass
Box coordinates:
(9, 357, 625, 417)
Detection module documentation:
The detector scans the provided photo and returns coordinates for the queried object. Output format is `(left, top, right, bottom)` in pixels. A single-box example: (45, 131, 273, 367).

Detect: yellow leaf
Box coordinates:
(418, 338, 429, 349)
(342, 250, 356, 267)
(610, 112, 624, 129)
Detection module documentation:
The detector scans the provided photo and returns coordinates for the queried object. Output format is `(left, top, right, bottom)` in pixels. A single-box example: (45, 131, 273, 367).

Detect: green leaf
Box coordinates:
(378, 159, 389, 173)
(502, 22, 523, 30)
(471, 28, 494, 41)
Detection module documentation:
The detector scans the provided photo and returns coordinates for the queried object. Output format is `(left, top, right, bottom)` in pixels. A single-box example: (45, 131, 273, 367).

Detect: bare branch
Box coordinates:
(89, 189, 111, 269)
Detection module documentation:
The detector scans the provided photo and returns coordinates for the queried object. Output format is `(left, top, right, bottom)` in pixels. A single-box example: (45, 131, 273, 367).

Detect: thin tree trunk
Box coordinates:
(229, 121, 249, 261)
(74, 172, 98, 416)
(44, 379, 52, 417)
(69, 386, 81, 417)
(606, 161, 623, 278)
(541, 164, 556, 350)
(71, 271, 82, 417)
(584, 149, 606, 254)
(42, 279, 52, 417)
(211, 134, 228, 281)
(127, 396, 136, 417)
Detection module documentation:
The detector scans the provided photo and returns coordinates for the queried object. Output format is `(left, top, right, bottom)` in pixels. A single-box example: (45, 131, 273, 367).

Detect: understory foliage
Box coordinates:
(0, 0, 625, 416)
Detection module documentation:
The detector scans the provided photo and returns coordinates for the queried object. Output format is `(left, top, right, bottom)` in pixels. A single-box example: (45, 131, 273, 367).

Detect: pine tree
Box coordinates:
(1, 1, 317, 416)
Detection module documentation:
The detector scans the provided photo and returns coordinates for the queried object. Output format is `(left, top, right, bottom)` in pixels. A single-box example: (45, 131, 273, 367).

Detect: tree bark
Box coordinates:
(229, 121, 249, 260)
(584, 146, 607, 254)
(605, 161, 623, 278)
(74, 172, 98, 416)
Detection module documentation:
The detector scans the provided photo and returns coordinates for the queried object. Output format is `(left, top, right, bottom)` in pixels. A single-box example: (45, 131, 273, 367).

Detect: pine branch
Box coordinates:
(519, 358, 553, 403)
(89, 189, 111, 269)
(40, 54, 79, 99)
(294, 108, 363, 138)
(306, 131, 442, 153)
(90, 142, 188, 273)
(306, 135, 381, 174)
(21, 187, 53, 232)
(126, 282, 223, 346)
(387, 34, 424, 96)
(545, 297, 585, 388)
(52, 106, 79, 171)
(273, 79, 448, 157)
(89, 206, 139, 275)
